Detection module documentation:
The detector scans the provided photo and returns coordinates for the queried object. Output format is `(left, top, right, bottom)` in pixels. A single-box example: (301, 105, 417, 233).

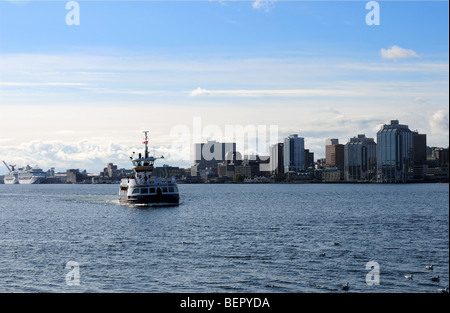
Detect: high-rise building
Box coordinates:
(325, 139, 344, 168)
(304, 149, 315, 169)
(344, 134, 377, 181)
(412, 131, 427, 179)
(434, 147, 449, 167)
(194, 140, 236, 169)
(377, 120, 414, 182)
(270, 143, 284, 175)
(413, 132, 427, 165)
(283, 134, 304, 172)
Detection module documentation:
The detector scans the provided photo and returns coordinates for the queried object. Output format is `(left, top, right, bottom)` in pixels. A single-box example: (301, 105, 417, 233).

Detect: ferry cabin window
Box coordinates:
(132, 188, 140, 194)
(162, 187, 168, 193)
(149, 188, 155, 194)
(133, 160, 155, 167)
(141, 188, 148, 194)
(169, 187, 174, 193)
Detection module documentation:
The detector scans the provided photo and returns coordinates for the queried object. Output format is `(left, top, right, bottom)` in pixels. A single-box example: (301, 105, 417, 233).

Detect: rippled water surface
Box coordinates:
(0, 183, 448, 292)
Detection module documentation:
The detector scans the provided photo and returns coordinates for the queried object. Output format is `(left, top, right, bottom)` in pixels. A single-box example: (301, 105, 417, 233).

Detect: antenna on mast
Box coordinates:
(142, 131, 149, 158)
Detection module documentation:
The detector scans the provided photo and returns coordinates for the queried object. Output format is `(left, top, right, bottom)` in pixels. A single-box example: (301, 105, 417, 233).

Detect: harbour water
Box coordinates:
(0, 183, 448, 293)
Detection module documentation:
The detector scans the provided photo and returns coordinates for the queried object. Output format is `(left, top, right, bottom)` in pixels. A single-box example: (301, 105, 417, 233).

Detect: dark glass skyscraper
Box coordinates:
(376, 120, 414, 182)
(344, 134, 377, 181)
(283, 134, 304, 173)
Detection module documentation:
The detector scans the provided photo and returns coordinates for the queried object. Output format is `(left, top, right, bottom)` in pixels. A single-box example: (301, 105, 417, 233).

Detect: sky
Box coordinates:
(0, 0, 448, 173)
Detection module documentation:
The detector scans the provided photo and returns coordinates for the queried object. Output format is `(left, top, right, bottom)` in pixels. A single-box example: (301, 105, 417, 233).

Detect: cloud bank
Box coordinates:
(189, 87, 360, 97)
(0, 139, 191, 174)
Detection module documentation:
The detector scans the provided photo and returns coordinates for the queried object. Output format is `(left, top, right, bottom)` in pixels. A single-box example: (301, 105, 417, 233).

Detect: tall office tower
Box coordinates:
(270, 143, 284, 175)
(412, 131, 427, 179)
(412, 131, 427, 166)
(377, 120, 414, 183)
(325, 139, 344, 168)
(304, 149, 315, 169)
(194, 140, 237, 169)
(283, 134, 305, 173)
(344, 134, 377, 181)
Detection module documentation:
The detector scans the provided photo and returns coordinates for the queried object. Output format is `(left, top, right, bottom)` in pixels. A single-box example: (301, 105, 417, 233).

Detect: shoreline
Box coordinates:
(1, 179, 448, 185)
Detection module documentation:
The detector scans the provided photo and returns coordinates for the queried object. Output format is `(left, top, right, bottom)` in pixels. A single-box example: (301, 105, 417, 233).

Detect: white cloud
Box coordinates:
(252, 0, 275, 11)
(0, 82, 88, 87)
(381, 45, 420, 60)
(429, 109, 449, 134)
(190, 87, 209, 96)
(189, 87, 360, 97)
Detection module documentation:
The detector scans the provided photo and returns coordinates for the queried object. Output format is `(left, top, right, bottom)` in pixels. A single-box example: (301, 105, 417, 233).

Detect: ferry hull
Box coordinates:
(120, 193, 180, 205)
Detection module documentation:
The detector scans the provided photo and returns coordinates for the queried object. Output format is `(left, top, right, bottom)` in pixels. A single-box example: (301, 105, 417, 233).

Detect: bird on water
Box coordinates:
(342, 282, 349, 291)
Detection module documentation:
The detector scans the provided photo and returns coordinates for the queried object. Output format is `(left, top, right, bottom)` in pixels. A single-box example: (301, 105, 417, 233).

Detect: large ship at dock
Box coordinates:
(3, 161, 47, 184)
(119, 131, 180, 205)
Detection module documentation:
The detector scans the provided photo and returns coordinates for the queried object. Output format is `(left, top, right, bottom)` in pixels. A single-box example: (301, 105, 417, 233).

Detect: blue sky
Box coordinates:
(0, 0, 448, 173)
(1, 1, 448, 56)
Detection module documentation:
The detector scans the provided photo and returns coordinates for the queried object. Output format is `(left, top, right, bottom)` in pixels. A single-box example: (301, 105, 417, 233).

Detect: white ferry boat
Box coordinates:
(3, 162, 46, 184)
(119, 131, 180, 205)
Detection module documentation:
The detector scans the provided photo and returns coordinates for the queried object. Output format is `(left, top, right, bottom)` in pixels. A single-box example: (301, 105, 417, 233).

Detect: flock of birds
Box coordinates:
(402, 265, 448, 293)
(315, 242, 448, 293)
(340, 264, 448, 293)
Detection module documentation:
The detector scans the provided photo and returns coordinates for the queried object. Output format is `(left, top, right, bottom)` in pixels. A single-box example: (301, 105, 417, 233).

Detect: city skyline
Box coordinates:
(0, 117, 445, 177)
(0, 0, 448, 174)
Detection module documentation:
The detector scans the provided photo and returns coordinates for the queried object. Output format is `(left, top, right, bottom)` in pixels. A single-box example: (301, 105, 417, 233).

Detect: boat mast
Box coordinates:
(143, 131, 149, 158)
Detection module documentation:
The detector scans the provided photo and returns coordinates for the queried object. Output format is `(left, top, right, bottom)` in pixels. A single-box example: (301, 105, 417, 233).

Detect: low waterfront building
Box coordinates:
(218, 163, 235, 178)
(233, 155, 270, 179)
(152, 165, 185, 179)
(66, 169, 84, 183)
(426, 147, 449, 181)
(314, 167, 343, 182)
